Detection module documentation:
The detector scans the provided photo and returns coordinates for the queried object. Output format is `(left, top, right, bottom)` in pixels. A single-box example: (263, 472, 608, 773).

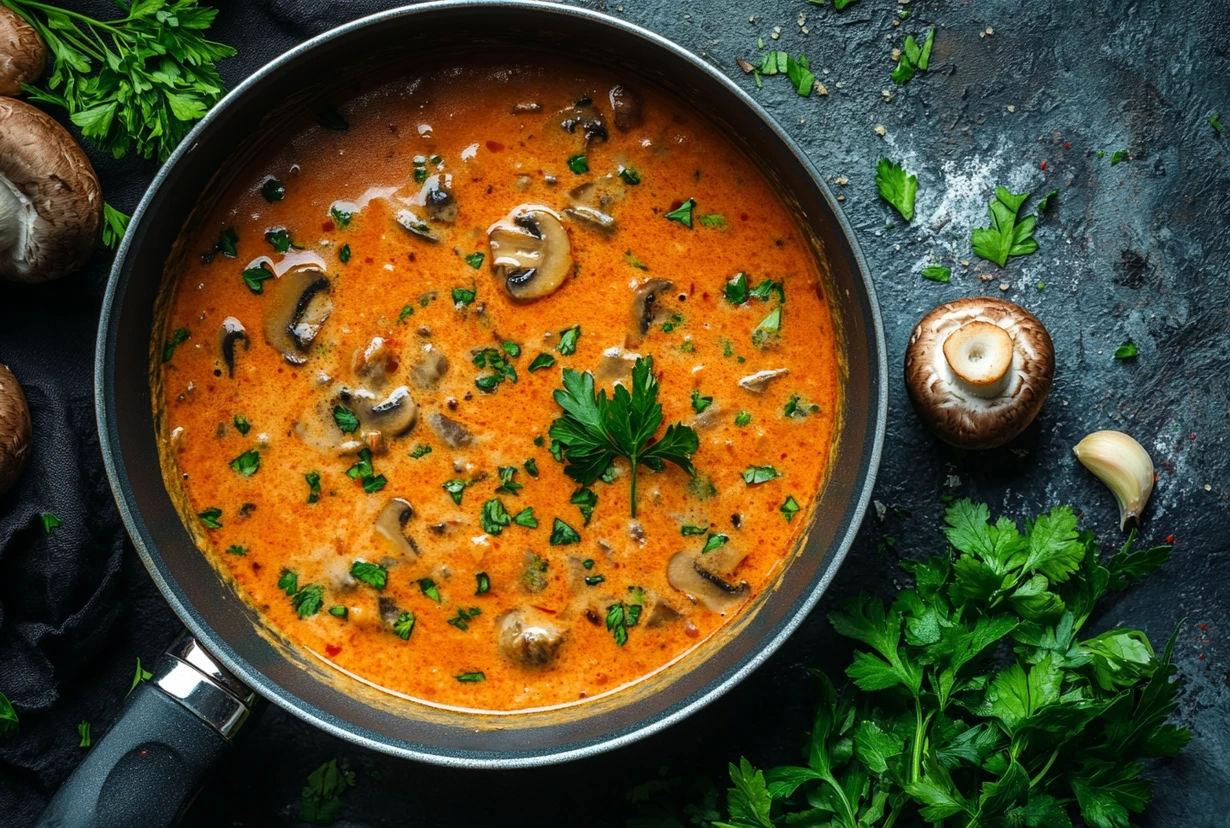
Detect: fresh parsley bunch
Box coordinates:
(6, 0, 236, 161)
(631, 501, 1188, 828)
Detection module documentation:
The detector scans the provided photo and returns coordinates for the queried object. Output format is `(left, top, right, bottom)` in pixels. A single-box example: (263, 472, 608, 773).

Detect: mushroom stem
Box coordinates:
(942, 321, 1013, 399)
(0, 180, 24, 254)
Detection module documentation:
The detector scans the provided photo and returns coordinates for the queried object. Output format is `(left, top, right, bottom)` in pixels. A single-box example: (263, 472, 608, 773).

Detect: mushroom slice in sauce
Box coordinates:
(487, 205, 573, 301)
(263, 266, 332, 365)
(426, 411, 473, 448)
(395, 208, 438, 242)
(410, 346, 449, 389)
(667, 551, 749, 614)
(496, 607, 567, 667)
(626, 278, 674, 347)
(738, 368, 789, 393)
(596, 346, 640, 380)
(217, 317, 249, 377)
(353, 336, 397, 386)
(562, 205, 617, 236)
(375, 497, 418, 557)
(364, 386, 418, 437)
(378, 596, 403, 627)
(557, 104, 608, 144)
(609, 84, 645, 131)
(422, 176, 458, 224)
(511, 101, 542, 114)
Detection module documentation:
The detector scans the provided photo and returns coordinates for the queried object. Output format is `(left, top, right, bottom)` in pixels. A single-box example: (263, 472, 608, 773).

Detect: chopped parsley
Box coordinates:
(681, 524, 707, 536)
(0, 692, 16, 737)
(475, 572, 491, 594)
(701, 533, 729, 554)
(393, 611, 415, 640)
(749, 278, 785, 303)
(557, 325, 582, 356)
(332, 405, 359, 434)
(455, 671, 485, 683)
(201, 227, 238, 263)
(618, 166, 641, 185)
(350, 561, 387, 590)
(891, 28, 935, 85)
(606, 600, 642, 646)
(875, 158, 917, 221)
(529, 353, 557, 372)
(233, 414, 251, 435)
(129, 658, 152, 694)
(480, 499, 512, 536)
(513, 507, 538, 528)
(1110, 149, 1129, 166)
(305, 471, 321, 503)
(570, 487, 599, 526)
(465, 251, 485, 269)
(291, 583, 324, 617)
(495, 466, 523, 495)
(442, 478, 471, 505)
(242, 265, 273, 294)
(691, 389, 714, 414)
(277, 569, 299, 595)
(297, 758, 354, 824)
(781, 495, 801, 522)
(1210, 113, 1223, 133)
(625, 251, 649, 270)
(1037, 189, 1059, 213)
(922, 265, 951, 283)
(398, 305, 414, 323)
(735, 410, 753, 427)
(418, 578, 441, 603)
(752, 307, 782, 347)
(409, 444, 432, 459)
(583, 558, 595, 569)
(161, 327, 190, 362)
(784, 395, 820, 418)
(970, 186, 1042, 267)
(329, 606, 347, 618)
(550, 517, 581, 545)
(226, 544, 246, 556)
(697, 214, 727, 229)
(78, 721, 91, 748)
(261, 177, 286, 202)
(585, 575, 606, 586)
(473, 347, 517, 393)
(452, 286, 477, 306)
(329, 205, 352, 228)
(339, 244, 351, 264)
(40, 513, 60, 533)
(524, 458, 539, 478)
(447, 606, 482, 631)
(743, 465, 780, 485)
(198, 507, 222, 529)
(502, 341, 521, 358)
(1115, 340, 1139, 360)
(345, 448, 386, 493)
(264, 227, 302, 254)
(228, 448, 260, 477)
(664, 198, 696, 228)
(757, 50, 815, 97)
(725, 272, 750, 304)
(567, 154, 589, 174)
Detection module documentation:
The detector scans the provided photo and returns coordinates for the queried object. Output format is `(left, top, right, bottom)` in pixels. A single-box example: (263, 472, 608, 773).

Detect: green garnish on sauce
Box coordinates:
(743, 465, 780, 485)
(529, 353, 557, 372)
(161, 327, 190, 362)
(664, 198, 697, 228)
(350, 561, 387, 590)
(228, 449, 260, 477)
(418, 578, 441, 603)
(305, 471, 321, 503)
(557, 326, 581, 356)
(198, 508, 223, 529)
(781, 495, 801, 522)
(550, 518, 581, 546)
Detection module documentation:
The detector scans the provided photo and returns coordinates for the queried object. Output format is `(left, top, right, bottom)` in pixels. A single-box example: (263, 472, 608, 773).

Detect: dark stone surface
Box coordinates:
(0, 0, 1227, 826)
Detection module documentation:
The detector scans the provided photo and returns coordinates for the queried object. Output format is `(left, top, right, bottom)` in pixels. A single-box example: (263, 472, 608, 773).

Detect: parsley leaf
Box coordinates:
(529, 353, 557, 372)
(495, 466, 522, 495)
(349, 561, 387, 590)
(970, 186, 1041, 267)
(548, 356, 699, 516)
(570, 487, 598, 526)
(40, 513, 60, 533)
(161, 327, 190, 363)
(228, 449, 260, 477)
(393, 611, 415, 640)
(233, 414, 251, 435)
(197, 507, 222, 529)
(455, 671, 485, 683)
(305, 471, 321, 503)
(567, 154, 589, 174)
(875, 157, 918, 221)
(0, 692, 16, 738)
(780, 495, 801, 522)
(475, 572, 491, 594)
(332, 405, 359, 434)
(550, 517, 581, 545)
(743, 465, 780, 484)
(691, 390, 714, 414)
(291, 583, 324, 617)
(557, 326, 581, 356)
(664, 198, 696, 228)
(297, 759, 355, 826)
(480, 499, 512, 536)
(418, 578, 441, 603)
(1114, 340, 1138, 359)
(922, 265, 951, 283)
(606, 600, 643, 646)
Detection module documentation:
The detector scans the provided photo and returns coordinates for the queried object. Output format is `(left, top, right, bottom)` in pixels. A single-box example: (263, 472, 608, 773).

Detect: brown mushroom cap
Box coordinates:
(904, 296, 1054, 450)
(0, 7, 45, 97)
(0, 98, 103, 282)
(0, 361, 32, 498)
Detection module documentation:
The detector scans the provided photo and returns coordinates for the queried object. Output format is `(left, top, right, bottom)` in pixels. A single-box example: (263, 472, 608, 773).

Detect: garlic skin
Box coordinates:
(1073, 430, 1154, 530)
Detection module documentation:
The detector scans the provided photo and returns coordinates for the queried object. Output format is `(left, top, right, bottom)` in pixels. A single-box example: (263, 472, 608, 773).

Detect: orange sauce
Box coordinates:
(155, 59, 841, 711)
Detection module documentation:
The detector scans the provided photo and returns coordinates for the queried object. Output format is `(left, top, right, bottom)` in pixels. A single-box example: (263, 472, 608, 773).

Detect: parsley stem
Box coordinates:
(629, 454, 639, 517)
(1030, 747, 1060, 787)
(9, 1, 128, 32)
(909, 701, 931, 785)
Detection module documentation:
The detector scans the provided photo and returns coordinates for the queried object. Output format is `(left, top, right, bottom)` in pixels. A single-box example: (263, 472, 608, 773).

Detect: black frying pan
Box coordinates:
(40, 3, 886, 824)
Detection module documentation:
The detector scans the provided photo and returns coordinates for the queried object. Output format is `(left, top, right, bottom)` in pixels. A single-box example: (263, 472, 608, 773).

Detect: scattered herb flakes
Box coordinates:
(447, 606, 482, 631)
(418, 578, 441, 603)
(757, 50, 815, 96)
(480, 498, 512, 536)
(742, 465, 780, 485)
(606, 600, 642, 646)
(40, 513, 60, 533)
(970, 186, 1041, 267)
(512, 507, 538, 529)
(298, 758, 355, 826)
(77, 721, 91, 748)
(329, 205, 352, 229)
(1115, 340, 1139, 359)
(339, 244, 351, 264)
(567, 154, 589, 174)
(455, 671, 485, 683)
(233, 414, 252, 435)
(570, 487, 599, 526)
(228, 448, 260, 477)
(748, 278, 785, 304)
(680, 525, 708, 539)
(264, 227, 302, 254)
(240, 266, 273, 296)
(350, 561, 388, 590)
(277, 569, 299, 596)
(329, 606, 347, 619)
(784, 395, 820, 418)
(875, 158, 918, 221)
(664, 198, 697, 228)
(735, 410, 752, 427)
(225, 544, 246, 556)
(408, 445, 432, 460)
(345, 448, 386, 493)
(1110, 149, 1130, 165)
(198, 507, 223, 529)
(332, 405, 359, 434)
(495, 466, 523, 496)
(302, 470, 322, 504)
(291, 583, 324, 617)
(585, 574, 606, 586)
(0, 692, 16, 738)
(780, 495, 801, 522)
(393, 611, 416, 640)
(452, 286, 477, 306)
(1036, 189, 1060, 213)
(697, 213, 727, 229)
(724, 272, 749, 304)
(442, 478, 469, 505)
(550, 517, 582, 545)
(1211, 113, 1223, 133)
(892, 28, 936, 85)
(922, 264, 951, 283)
(161, 327, 190, 362)
(557, 325, 582, 356)
(618, 166, 641, 185)
(475, 572, 491, 595)
(128, 658, 152, 694)
(691, 389, 714, 414)
(701, 533, 729, 554)
(529, 353, 557, 372)
(201, 227, 238, 264)
(524, 458, 540, 478)
(398, 305, 414, 323)
(502, 341, 521, 358)
(261, 177, 285, 202)
(625, 251, 649, 271)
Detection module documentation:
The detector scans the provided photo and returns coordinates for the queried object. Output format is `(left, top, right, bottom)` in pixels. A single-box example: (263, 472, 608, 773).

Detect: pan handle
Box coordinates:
(35, 636, 255, 828)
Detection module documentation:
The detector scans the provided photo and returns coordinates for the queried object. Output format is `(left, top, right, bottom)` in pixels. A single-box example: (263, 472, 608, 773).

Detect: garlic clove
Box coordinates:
(1072, 430, 1154, 530)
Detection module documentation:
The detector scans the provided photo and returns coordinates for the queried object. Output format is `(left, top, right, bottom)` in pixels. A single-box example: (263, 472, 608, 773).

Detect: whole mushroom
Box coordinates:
(0, 7, 45, 97)
(904, 297, 1054, 450)
(0, 97, 103, 282)
(0, 362, 32, 498)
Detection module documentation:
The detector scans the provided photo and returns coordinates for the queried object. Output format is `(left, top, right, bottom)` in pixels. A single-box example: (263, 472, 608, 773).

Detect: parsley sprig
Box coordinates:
(7, 0, 236, 162)
(548, 356, 699, 517)
(631, 501, 1187, 828)
(971, 186, 1042, 267)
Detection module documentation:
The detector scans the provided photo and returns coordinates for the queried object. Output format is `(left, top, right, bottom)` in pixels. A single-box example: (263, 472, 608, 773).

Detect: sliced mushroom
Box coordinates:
(642, 591, 682, 627)
(0, 362, 31, 498)
(410, 346, 449, 389)
(609, 84, 645, 131)
(378, 596, 403, 626)
(667, 551, 748, 614)
(692, 402, 722, 429)
(904, 297, 1055, 450)
(422, 176, 458, 223)
(557, 104, 608, 144)
(738, 368, 789, 393)
(375, 497, 419, 557)
(511, 101, 542, 114)
(363, 386, 418, 437)
(353, 337, 397, 386)
(596, 346, 640, 380)
(217, 317, 249, 377)
(487, 205, 573, 301)
(263, 266, 332, 365)
(626, 279, 674, 347)
(496, 607, 567, 667)
(0, 7, 45, 97)
(395, 208, 438, 242)
(426, 411, 473, 448)
(562, 205, 617, 236)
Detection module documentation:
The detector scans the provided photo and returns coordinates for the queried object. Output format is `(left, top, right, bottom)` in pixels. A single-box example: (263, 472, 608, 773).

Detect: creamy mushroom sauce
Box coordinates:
(155, 60, 841, 712)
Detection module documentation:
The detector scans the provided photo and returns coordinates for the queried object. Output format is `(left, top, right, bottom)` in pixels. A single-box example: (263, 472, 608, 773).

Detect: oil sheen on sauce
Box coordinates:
(155, 60, 842, 712)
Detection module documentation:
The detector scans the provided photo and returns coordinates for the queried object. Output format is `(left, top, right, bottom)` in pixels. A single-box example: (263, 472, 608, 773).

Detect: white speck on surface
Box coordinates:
(874, 500, 887, 521)
(471, 535, 489, 546)
(945, 474, 962, 488)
